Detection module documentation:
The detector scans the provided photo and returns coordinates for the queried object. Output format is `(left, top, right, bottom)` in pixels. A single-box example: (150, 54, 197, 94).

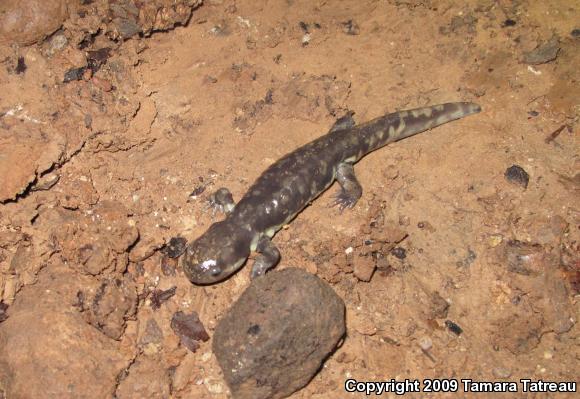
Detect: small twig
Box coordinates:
(545, 124, 566, 144)
(527, 94, 546, 105)
(421, 347, 437, 363)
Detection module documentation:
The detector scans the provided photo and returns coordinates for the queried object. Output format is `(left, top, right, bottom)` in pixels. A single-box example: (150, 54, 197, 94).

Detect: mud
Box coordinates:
(0, 0, 578, 398)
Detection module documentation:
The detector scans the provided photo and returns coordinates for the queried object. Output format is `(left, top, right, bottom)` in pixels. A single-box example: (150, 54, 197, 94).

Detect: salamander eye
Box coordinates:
(209, 267, 221, 277)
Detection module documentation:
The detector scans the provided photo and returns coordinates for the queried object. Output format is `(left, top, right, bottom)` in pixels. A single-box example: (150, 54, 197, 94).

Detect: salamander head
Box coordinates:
(182, 221, 251, 285)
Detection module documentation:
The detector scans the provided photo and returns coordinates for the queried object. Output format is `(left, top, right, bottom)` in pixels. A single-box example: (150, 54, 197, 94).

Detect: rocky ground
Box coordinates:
(0, 0, 578, 398)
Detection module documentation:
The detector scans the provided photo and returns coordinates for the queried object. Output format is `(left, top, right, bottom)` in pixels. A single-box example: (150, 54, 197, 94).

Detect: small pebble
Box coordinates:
(189, 177, 207, 198)
(523, 38, 560, 65)
(92, 76, 113, 92)
(15, 57, 27, 74)
(140, 318, 163, 346)
(505, 240, 544, 275)
(502, 19, 516, 27)
(416, 220, 435, 232)
(0, 302, 8, 322)
(63, 67, 86, 82)
(32, 173, 60, 191)
(342, 19, 360, 35)
(492, 367, 512, 378)
(202, 75, 217, 84)
(504, 165, 529, 189)
(456, 249, 477, 267)
(445, 320, 463, 335)
(160, 255, 177, 276)
(335, 352, 356, 364)
(399, 215, 410, 226)
(209, 25, 224, 35)
(419, 336, 433, 351)
(46, 33, 68, 55)
(150, 286, 177, 309)
(488, 234, 504, 247)
(205, 379, 224, 394)
(165, 236, 187, 258)
(82, 68, 92, 81)
(87, 48, 112, 69)
(353, 255, 376, 282)
(78, 32, 94, 49)
(171, 311, 210, 353)
(391, 247, 407, 260)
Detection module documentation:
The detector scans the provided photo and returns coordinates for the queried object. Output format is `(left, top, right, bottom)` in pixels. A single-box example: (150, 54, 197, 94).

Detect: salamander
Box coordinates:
(182, 102, 481, 284)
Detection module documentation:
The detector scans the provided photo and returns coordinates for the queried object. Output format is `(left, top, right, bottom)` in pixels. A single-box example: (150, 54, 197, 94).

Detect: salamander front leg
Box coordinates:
(251, 236, 280, 279)
(331, 162, 362, 211)
(208, 187, 236, 215)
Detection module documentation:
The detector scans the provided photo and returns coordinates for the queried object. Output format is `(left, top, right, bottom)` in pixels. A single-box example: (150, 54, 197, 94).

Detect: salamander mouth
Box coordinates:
(182, 254, 248, 285)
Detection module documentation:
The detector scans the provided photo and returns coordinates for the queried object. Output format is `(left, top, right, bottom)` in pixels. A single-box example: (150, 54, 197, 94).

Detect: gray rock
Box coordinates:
(504, 164, 529, 189)
(523, 37, 560, 65)
(213, 268, 345, 399)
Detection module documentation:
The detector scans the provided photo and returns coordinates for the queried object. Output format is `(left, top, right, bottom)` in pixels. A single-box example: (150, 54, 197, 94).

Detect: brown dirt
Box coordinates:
(0, 0, 578, 398)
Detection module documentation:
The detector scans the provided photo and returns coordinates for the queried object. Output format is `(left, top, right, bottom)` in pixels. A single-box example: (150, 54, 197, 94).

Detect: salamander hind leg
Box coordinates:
(208, 187, 235, 215)
(251, 236, 281, 279)
(329, 111, 356, 133)
(331, 162, 362, 211)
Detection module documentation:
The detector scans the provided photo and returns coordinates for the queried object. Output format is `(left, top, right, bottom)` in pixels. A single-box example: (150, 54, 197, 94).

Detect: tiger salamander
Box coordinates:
(183, 102, 481, 284)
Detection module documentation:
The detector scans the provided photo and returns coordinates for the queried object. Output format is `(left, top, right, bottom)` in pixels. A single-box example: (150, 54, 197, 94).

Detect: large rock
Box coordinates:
(0, 0, 69, 46)
(213, 268, 345, 399)
(108, 0, 203, 40)
(50, 201, 139, 276)
(0, 268, 128, 398)
(0, 120, 64, 202)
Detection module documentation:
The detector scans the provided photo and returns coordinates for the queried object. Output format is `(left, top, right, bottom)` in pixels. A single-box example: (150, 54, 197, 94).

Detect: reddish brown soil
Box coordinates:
(0, 0, 578, 398)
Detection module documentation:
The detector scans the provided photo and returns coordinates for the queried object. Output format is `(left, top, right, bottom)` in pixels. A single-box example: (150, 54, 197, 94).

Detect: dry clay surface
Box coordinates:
(0, 0, 578, 398)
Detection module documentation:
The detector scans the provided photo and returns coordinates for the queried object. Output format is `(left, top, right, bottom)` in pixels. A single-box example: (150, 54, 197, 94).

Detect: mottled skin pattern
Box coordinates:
(183, 102, 481, 284)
